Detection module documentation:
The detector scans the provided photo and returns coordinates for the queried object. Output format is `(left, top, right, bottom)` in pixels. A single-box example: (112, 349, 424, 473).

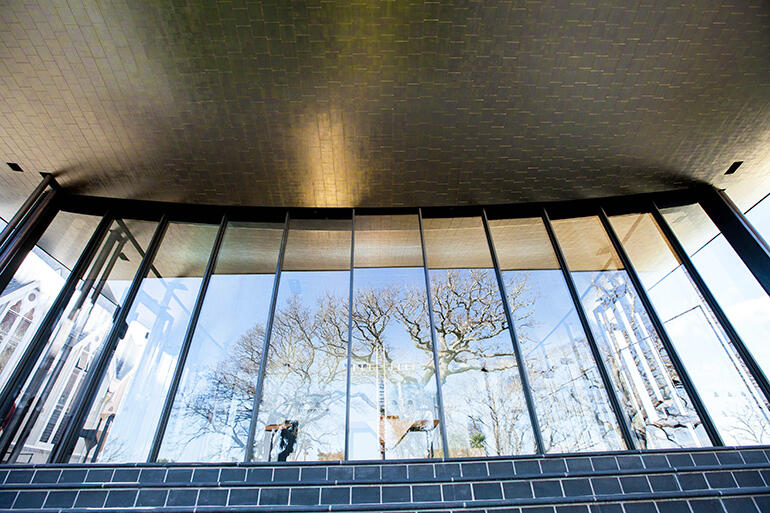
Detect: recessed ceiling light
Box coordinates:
(6, 162, 22, 172)
(725, 161, 743, 175)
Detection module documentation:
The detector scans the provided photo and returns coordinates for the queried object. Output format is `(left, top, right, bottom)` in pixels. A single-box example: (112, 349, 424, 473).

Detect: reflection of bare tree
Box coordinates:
(184, 325, 264, 454)
(189, 268, 675, 457)
(185, 269, 540, 458)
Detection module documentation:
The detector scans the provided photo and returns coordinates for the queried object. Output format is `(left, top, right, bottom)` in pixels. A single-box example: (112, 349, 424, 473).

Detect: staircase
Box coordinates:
(0, 447, 768, 512)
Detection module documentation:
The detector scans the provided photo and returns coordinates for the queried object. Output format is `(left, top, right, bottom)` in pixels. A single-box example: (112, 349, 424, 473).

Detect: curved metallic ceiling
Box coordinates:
(0, 0, 769, 215)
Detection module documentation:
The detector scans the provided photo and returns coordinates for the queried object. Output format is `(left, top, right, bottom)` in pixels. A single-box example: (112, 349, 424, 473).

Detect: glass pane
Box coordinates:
(611, 212, 770, 446)
(0, 211, 101, 399)
(254, 218, 351, 462)
(3, 219, 155, 463)
(662, 204, 770, 444)
(663, 203, 770, 383)
(349, 214, 442, 460)
(158, 221, 283, 462)
(71, 222, 219, 463)
(488, 217, 625, 452)
(746, 195, 770, 243)
(423, 216, 536, 457)
(553, 216, 709, 449)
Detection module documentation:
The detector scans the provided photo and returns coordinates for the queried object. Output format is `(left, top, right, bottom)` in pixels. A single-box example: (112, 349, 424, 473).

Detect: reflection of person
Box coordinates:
(277, 420, 298, 461)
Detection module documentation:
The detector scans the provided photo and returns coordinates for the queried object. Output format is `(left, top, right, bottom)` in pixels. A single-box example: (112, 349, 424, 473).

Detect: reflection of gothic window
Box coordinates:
(0, 281, 42, 374)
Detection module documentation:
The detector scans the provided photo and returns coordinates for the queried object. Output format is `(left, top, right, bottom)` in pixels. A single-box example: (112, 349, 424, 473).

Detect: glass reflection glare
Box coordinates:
(424, 216, 536, 457)
(255, 218, 351, 461)
(488, 217, 625, 452)
(158, 221, 283, 463)
(554, 216, 710, 449)
(71, 222, 218, 463)
(349, 214, 441, 460)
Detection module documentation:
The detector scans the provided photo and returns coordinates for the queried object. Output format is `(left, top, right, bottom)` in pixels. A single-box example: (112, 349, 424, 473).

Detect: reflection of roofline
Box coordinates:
(0, 280, 39, 301)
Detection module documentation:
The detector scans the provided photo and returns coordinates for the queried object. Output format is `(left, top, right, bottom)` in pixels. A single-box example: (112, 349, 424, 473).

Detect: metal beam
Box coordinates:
(481, 209, 545, 454)
(541, 208, 637, 450)
(0, 173, 55, 253)
(417, 209, 451, 458)
(50, 216, 169, 463)
(599, 207, 723, 446)
(147, 215, 229, 462)
(0, 190, 59, 292)
(244, 212, 289, 462)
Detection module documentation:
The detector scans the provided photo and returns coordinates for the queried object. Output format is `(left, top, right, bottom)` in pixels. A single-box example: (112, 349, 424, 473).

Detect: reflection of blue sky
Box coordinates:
(256, 269, 349, 461)
(354, 267, 430, 363)
(350, 266, 438, 460)
(159, 272, 276, 462)
(510, 269, 624, 452)
(91, 275, 201, 462)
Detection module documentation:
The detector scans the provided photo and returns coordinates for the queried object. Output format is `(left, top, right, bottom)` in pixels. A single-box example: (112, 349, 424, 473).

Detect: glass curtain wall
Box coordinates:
(70, 222, 219, 463)
(422, 215, 536, 457)
(349, 214, 442, 460)
(254, 218, 351, 462)
(4, 193, 770, 464)
(551, 216, 709, 449)
(157, 221, 283, 463)
(487, 217, 625, 453)
(610, 212, 770, 445)
(0, 212, 101, 395)
(662, 204, 770, 389)
(1, 219, 156, 463)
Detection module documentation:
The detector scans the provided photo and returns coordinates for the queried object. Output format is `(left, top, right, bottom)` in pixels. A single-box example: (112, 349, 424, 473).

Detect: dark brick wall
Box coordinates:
(0, 447, 769, 512)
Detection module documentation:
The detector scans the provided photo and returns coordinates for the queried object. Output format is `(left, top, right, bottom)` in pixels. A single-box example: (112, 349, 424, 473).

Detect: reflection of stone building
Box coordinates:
(0, 281, 42, 390)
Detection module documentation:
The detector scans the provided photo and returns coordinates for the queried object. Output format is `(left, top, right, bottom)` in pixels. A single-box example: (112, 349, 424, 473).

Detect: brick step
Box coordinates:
(2, 447, 769, 488)
(0, 448, 768, 511)
(0, 488, 768, 513)
(0, 463, 768, 510)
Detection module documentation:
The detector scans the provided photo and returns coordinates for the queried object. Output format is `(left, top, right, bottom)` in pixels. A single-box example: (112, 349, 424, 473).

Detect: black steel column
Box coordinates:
(481, 209, 546, 454)
(148, 215, 228, 462)
(541, 209, 637, 450)
(50, 216, 169, 463)
(244, 213, 289, 462)
(599, 208, 723, 446)
(417, 209, 451, 457)
(0, 173, 55, 252)
(652, 202, 770, 407)
(344, 211, 355, 460)
(0, 189, 59, 293)
(697, 185, 770, 297)
(0, 214, 113, 431)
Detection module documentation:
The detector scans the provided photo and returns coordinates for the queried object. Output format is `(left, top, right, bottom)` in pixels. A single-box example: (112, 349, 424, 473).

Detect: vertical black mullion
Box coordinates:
(417, 209, 451, 457)
(481, 209, 545, 455)
(50, 215, 170, 464)
(697, 186, 770, 297)
(244, 212, 289, 462)
(0, 213, 113, 433)
(344, 210, 355, 460)
(541, 208, 637, 450)
(598, 207, 723, 446)
(652, 202, 770, 408)
(0, 173, 54, 252)
(148, 214, 229, 462)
